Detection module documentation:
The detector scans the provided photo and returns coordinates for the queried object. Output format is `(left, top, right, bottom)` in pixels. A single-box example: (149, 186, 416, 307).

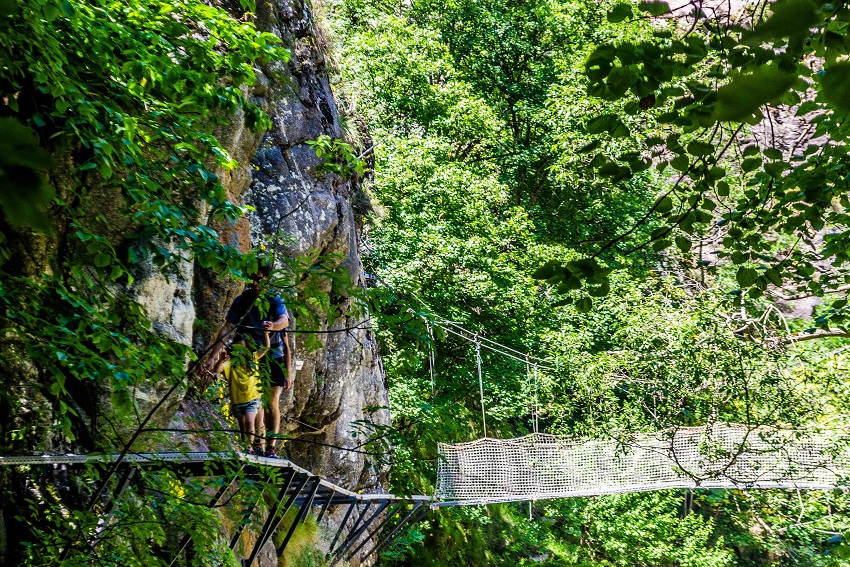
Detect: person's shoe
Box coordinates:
(264, 447, 278, 458)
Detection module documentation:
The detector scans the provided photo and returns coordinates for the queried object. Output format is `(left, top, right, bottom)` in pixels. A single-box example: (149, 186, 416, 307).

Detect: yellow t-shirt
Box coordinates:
(222, 352, 262, 405)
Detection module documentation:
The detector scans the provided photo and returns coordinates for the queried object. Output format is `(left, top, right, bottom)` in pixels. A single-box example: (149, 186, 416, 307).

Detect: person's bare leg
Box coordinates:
(243, 410, 257, 451)
(266, 385, 282, 450)
(254, 407, 265, 453)
(236, 414, 249, 444)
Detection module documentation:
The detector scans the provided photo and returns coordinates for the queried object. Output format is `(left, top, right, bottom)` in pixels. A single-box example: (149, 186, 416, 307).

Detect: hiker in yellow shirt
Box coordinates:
(214, 331, 270, 454)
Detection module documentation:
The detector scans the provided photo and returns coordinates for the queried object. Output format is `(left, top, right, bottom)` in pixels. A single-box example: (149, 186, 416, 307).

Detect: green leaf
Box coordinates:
(742, 157, 762, 172)
(714, 65, 796, 122)
(111, 389, 133, 416)
(657, 195, 674, 214)
(736, 266, 759, 287)
(587, 114, 622, 135)
(671, 154, 689, 171)
(610, 119, 630, 138)
(687, 140, 714, 156)
(567, 258, 602, 279)
(560, 275, 582, 291)
(532, 261, 559, 280)
(576, 297, 593, 313)
(675, 235, 692, 252)
(586, 45, 616, 81)
(578, 140, 600, 153)
(588, 279, 610, 297)
(821, 62, 850, 112)
(607, 66, 638, 98)
(0, 0, 17, 16)
(607, 3, 633, 22)
(744, 0, 822, 44)
(731, 252, 748, 265)
(0, 119, 55, 232)
(652, 238, 672, 252)
(638, 1, 670, 16)
(765, 268, 783, 286)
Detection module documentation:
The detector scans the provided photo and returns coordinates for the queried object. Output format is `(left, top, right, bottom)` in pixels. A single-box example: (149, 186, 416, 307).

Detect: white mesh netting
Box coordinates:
(435, 424, 849, 505)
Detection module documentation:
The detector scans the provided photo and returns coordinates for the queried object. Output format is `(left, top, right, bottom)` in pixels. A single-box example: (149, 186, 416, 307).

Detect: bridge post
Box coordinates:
(327, 500, 358, 556)
(229, 466, 279, 551)
(90, 464, 137, 549)
(315, 488, 335, 522)
(329, 500, 372, 559)
(169, 472, 240, 567)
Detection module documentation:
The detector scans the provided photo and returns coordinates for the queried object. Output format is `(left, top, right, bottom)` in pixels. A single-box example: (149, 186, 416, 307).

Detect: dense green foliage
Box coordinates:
(568, 0, 850, 325)
(327, 0, 850, 565)
(4, 0, 850, 564)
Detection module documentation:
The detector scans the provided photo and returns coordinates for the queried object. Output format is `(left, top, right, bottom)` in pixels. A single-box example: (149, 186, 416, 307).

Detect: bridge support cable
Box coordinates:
(274, 476, 321, 559)
(331, 500, 391, 564)
(329, 501, 373, 560)
(345, 502, 405, 562)
(361, 501, 426, 562)
(243, 470, 299, 566)
(475, 340, 487, 438)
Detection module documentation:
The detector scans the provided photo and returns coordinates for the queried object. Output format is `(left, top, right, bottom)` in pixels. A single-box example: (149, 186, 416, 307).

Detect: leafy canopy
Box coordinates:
(546, 0, 850, 325)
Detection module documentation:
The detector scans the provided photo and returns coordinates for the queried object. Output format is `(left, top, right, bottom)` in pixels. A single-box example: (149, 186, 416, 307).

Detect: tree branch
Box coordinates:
(778, 330, 850, 345)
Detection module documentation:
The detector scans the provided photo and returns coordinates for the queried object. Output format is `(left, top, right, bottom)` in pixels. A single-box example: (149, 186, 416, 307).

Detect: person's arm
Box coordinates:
(261, 312, 288, 331)
(213, 352, 227, 375)
(283, 331, 293, 391)
(202, 321, 233, 370)
(257, 331, 271, 361)
(261, 296, 289, 331)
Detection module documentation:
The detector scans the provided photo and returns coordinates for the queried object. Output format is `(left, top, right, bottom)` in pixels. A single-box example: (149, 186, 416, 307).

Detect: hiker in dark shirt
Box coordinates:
(203, 263, 291, 457)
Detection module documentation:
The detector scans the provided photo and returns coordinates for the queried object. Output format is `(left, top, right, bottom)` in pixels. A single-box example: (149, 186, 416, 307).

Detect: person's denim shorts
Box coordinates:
(231, 398, 262, 418)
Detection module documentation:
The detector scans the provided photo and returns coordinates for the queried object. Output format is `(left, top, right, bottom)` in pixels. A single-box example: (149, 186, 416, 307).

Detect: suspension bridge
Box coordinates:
(4, 421, 849, 566)
(6, 260, 849, 565)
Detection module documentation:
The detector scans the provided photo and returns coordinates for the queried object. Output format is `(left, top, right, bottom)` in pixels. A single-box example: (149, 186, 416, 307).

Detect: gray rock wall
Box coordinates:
(180, 2, 391, 563)
(184, 0, 389, 494)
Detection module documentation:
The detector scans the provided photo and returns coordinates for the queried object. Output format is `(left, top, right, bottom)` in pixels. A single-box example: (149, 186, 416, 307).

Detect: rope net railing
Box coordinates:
(435, 424, 850, 506)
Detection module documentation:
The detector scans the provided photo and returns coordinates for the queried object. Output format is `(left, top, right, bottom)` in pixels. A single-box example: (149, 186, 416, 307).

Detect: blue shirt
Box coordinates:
(225, 291, 287, 359)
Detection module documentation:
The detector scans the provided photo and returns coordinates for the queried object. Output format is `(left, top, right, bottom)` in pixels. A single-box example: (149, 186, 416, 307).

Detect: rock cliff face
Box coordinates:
(187, 0, 389, 493)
